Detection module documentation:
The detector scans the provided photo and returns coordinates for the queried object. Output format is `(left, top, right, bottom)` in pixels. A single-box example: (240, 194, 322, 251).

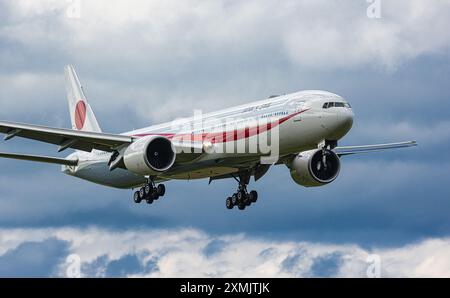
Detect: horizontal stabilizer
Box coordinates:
(0, 152, 78, 166)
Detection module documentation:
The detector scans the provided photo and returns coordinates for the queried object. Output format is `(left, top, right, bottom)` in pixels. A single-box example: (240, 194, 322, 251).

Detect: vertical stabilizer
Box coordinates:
(64, 65, 102, 132)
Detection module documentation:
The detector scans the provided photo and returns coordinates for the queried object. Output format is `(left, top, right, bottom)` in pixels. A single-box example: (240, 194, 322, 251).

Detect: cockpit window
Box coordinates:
(323, 102, 351, 109)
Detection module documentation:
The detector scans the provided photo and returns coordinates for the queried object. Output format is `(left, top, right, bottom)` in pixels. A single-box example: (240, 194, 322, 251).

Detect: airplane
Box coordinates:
(0, 65, 416, 210)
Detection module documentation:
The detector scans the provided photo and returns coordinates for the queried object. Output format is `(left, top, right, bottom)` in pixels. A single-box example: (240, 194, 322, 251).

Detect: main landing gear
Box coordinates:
(225, 173, 258, 211)
(133, 178, 166, 205)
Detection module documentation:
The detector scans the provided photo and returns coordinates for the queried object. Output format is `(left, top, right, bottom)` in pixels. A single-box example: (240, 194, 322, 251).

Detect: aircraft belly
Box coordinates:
(162, 166, 238, 180)
(67, 161, 146, 189)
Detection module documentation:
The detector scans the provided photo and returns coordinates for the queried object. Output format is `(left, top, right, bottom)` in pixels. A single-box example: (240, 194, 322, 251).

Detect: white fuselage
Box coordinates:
(62, 90, 354, 188)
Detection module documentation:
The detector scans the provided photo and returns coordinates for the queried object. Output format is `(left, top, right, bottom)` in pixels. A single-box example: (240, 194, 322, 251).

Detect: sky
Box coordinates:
(0, 0, 450, 277)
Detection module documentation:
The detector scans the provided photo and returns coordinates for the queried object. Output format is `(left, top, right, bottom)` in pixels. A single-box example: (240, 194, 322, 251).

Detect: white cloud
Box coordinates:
(0, 72, 63, 119)
(283, 0, 450, 70)
(374, 238, 450, 278)
(1, 227, 449, 277)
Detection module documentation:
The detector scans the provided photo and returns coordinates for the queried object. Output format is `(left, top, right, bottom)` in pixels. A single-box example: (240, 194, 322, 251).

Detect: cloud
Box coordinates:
(309, 252, 343, 277)
(202, 239, 228, 258)
(283, 0, 450, 70)
(1, 0, 450, 124)
(103, 253, 155, 277)
(0, 237, 69, 277)
(1, 227, 450, 277)
(3, 1, 449, 71)
(347, 120, 450, 147)
(0, 72, 64, 122)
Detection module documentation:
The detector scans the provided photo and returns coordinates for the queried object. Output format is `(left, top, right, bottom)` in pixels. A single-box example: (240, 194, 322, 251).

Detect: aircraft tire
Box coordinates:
(133, 191, 141, 203)
(249, 190, 258, 203)
(226, 197, 233, 209)
(157, 184, 166, 196)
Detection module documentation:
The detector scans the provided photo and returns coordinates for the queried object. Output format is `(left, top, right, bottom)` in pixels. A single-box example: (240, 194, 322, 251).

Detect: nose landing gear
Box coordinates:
(133, 178, 166, 205)
(226, 173, 258, 211)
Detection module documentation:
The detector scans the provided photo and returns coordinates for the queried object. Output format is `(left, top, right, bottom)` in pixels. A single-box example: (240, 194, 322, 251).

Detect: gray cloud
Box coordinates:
(6, 1, 447, 71)
(310, 252, 343, 278)
(202, 239, 228, 258)
(1, 0, 449, 124)
(0, 237, 69, 277)
(104, 253, 155, 277)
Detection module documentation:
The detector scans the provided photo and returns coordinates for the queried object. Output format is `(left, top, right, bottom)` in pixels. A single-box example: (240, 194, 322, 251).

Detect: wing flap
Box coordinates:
(0, 121, 133, 152)
(0, 152, 78, 166)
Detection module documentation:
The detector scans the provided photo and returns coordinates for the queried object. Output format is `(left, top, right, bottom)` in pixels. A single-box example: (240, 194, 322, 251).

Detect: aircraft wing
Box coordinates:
(0, 120, 133, 152)
(334, 141, 417, 156)
(0, 152, 78, 166)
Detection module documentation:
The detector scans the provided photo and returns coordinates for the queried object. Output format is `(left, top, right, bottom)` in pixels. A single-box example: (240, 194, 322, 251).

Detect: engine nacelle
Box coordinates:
(123, 136, 176, 175)
(289, 149, 340, 187)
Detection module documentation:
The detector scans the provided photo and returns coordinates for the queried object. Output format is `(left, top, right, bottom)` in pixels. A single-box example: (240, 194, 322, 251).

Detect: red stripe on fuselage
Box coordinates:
(131, 108, 309, 143)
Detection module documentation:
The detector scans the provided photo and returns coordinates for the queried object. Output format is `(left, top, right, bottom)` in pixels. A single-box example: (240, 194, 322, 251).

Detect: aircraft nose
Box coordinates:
(339, 109, 354, 130)
(328, 108, 353, 139)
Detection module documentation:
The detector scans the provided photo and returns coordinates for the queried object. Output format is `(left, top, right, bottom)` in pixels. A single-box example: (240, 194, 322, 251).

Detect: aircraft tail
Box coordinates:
(64, 65, 102, 132)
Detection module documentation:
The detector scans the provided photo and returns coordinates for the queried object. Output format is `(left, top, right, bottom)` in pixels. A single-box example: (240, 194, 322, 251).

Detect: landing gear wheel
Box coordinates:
(144, 184, 151, 196)
(156, 184, 166, 196)
(139, 187, 146, 201)
(133, 191, 142, 203)
(151, 191, 160, 201)
(225, 171, 257, 210)
(226, 197, 234, 209)
(136, 178, 167, 206)
(249, 190, 258, 203)
(237, 191, 244, 202)
(231, 194, 238, 206)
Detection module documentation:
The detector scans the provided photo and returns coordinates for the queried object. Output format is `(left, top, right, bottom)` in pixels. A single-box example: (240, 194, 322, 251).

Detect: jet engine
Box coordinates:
(123, 136, 176, 175)
(289, 148, 340, 187)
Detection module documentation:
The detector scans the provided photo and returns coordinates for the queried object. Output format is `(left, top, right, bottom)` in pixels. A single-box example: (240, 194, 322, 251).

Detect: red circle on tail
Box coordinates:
(74, 100, 86, 130)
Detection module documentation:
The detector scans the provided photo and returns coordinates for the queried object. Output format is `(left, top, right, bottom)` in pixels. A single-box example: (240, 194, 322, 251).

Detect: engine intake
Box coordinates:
(123, 136, 176, 175)
(289, 148, 340, 187)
